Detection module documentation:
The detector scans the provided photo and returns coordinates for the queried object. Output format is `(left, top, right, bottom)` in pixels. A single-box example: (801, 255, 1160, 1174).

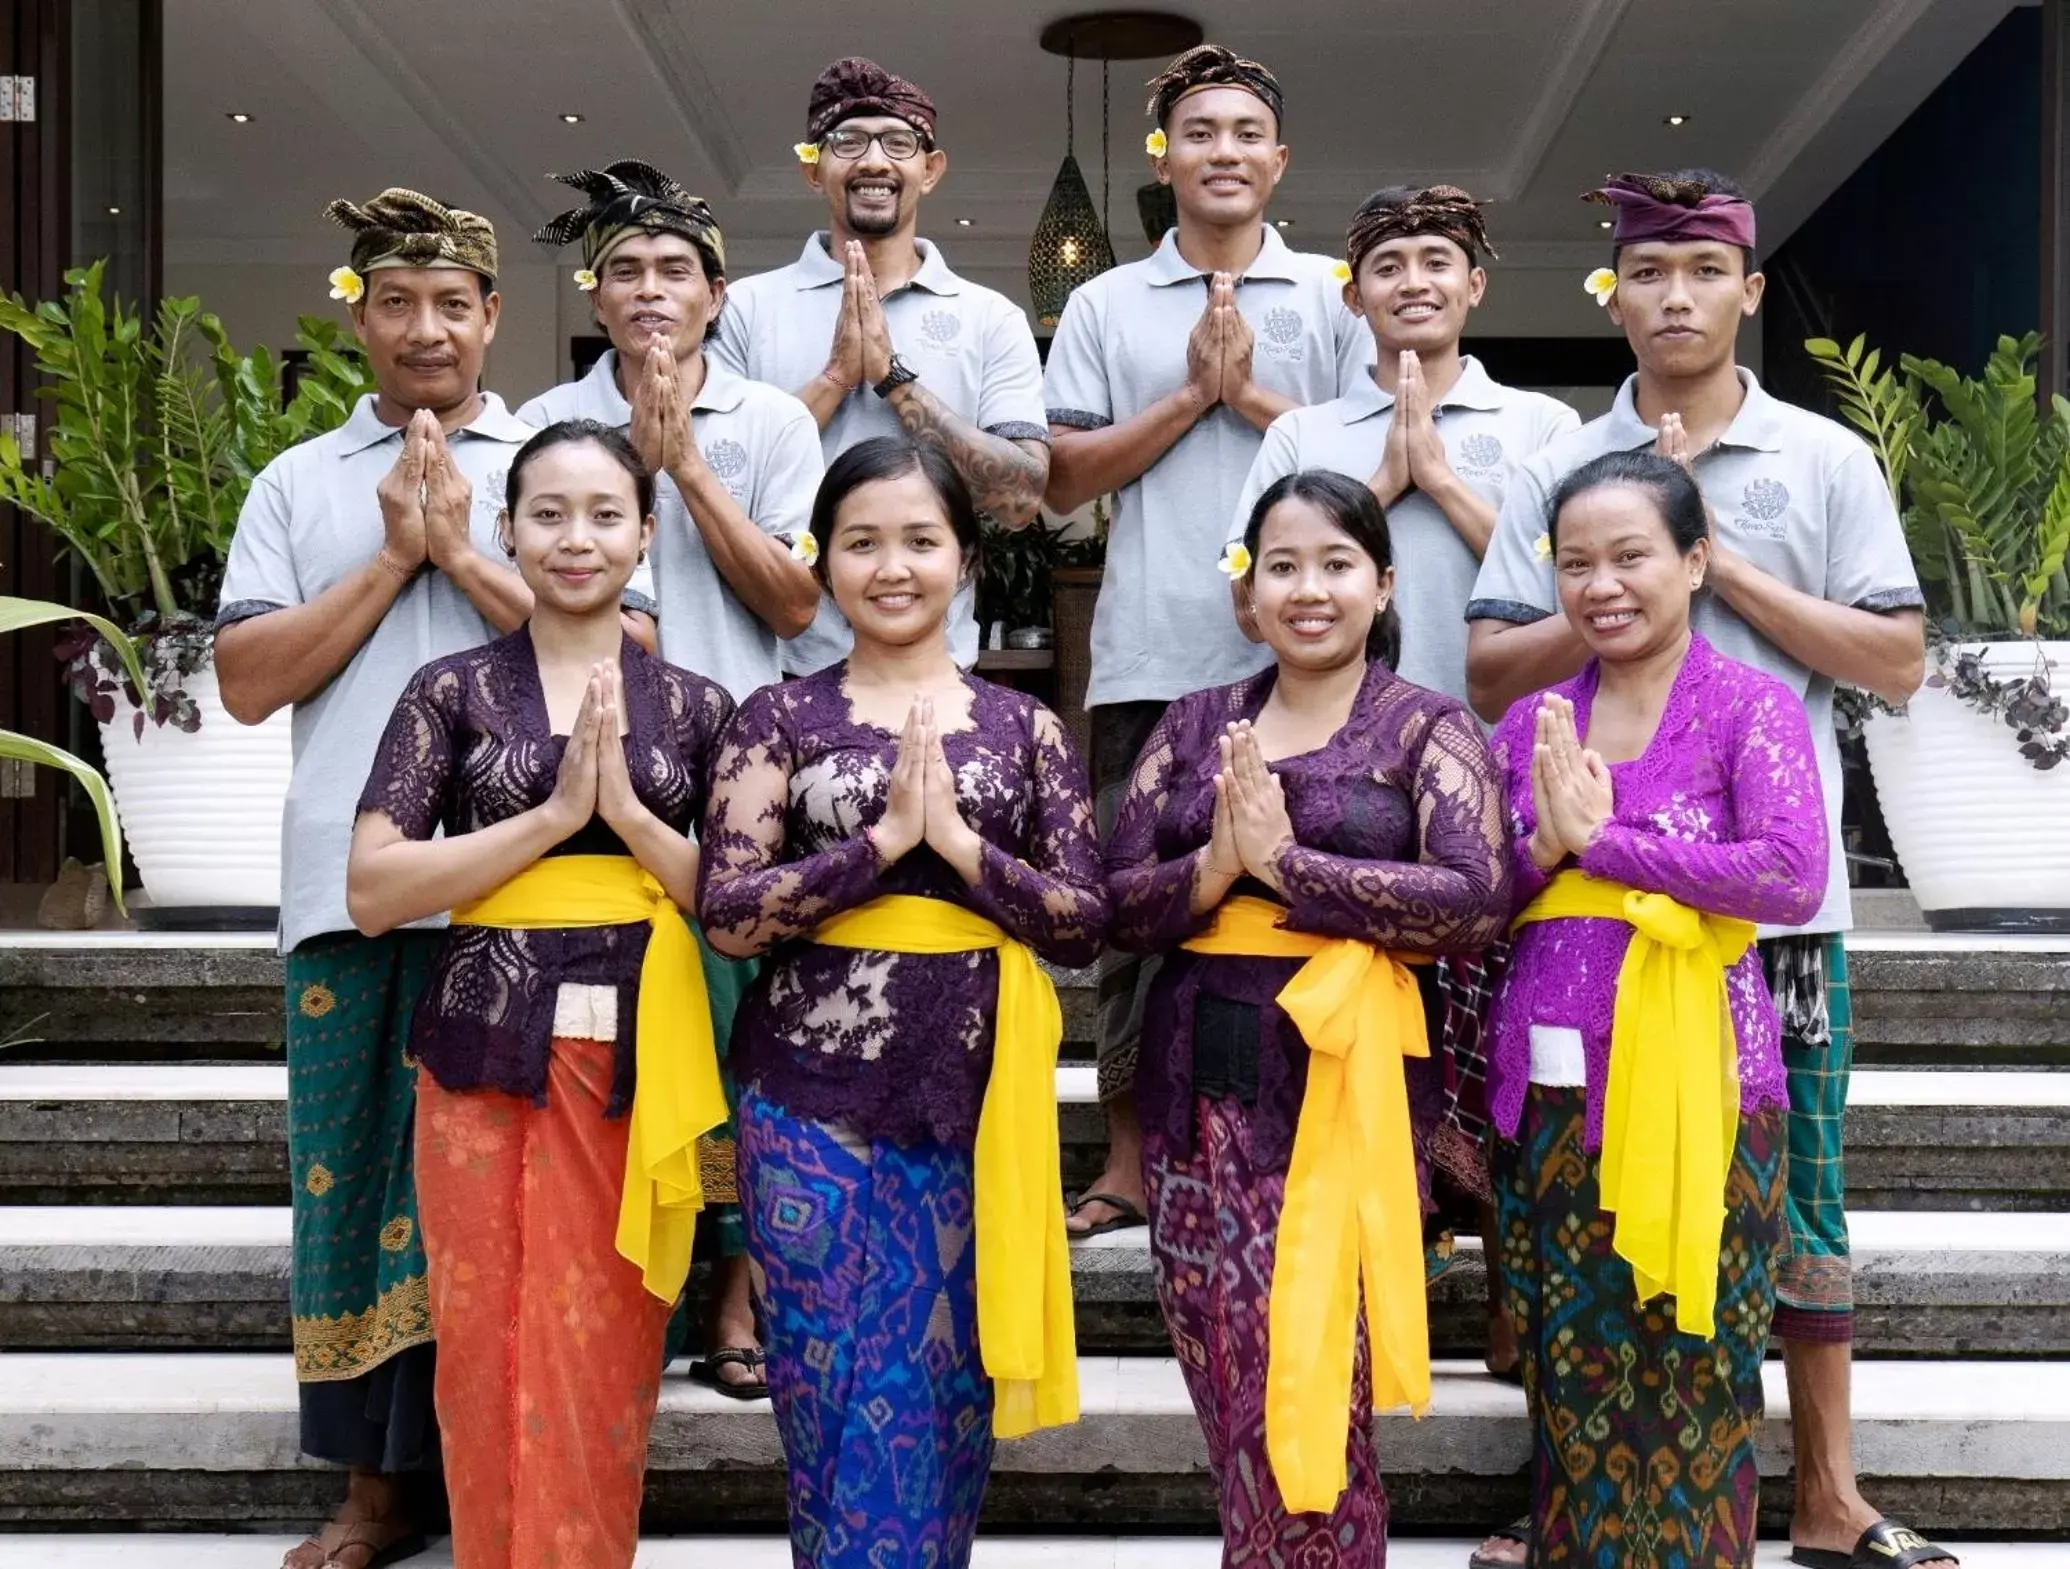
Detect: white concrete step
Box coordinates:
(4, 1351, 2067, 1478)
(9, 1536, 2058, 1568)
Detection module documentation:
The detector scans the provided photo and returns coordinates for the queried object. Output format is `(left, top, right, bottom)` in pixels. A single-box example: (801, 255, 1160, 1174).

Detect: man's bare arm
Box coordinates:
(215, 559, 413, 725)
(1465, 615, 1589, 725)
(675, 461, 820, 636)
(1710, 548, 1925, 705)
(886, 380, 1049, 527)
(1046, 390, 1211, 516)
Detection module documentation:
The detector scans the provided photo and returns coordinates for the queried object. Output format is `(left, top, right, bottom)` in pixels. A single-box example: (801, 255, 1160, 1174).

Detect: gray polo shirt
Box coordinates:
(1044, 226, 1374, 709)
(518, 351, 823, 701)
(1231, 356, 1579, 703)
(1467, 369, 1924, 935)
(216, 393, 536, 953)
(714, 233, 1049, 674)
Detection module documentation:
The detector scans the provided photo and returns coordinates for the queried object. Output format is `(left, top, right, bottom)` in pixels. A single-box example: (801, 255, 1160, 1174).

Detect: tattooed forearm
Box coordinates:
(886, 380, 1049, 527)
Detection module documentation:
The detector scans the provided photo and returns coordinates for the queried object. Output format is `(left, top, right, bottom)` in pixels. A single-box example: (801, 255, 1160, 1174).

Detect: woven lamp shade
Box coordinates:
(1029, 153, 1116, 328)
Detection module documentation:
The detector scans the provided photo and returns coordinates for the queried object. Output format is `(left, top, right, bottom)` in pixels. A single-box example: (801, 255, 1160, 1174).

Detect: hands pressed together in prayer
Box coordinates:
(376, 409, 476, 579)
(1371, 350, 1454, 507)
(1184, 273, 1264, 421)
(822, 240, 898, 394)
(630, 333, 701, 483)
(1527, 693, 1614, 873)
(869, 693, 986, 882)
(1198, 721, 1296, 902)
(544, 662, 646, 840)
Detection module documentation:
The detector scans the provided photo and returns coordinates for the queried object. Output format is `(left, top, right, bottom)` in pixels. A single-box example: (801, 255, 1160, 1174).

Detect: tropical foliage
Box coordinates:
(0, 261, 374, 727)
(0, 596, 147, 910)
(1808, 331, 2070, 770)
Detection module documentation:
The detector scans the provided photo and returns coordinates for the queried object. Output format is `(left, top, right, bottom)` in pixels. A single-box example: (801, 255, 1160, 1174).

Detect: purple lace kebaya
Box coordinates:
(1486, 632, 1829, 1149)
(1105, 658, 1512, 1172)
(356, 628, 733, 1114)
(696, 665, 1110, 1147)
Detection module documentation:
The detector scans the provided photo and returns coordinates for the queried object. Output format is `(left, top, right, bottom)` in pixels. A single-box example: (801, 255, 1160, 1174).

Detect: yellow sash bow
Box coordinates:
(452, 853, 729, 1303)
(1511, 870, 1755, 1338)
(809, 894, 1078, 1439)
(1181, 894, 1431, 1515)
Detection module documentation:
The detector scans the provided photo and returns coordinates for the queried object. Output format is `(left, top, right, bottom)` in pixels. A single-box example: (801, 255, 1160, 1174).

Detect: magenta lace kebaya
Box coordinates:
(356, 628, 734, 1114)
(1104, 658, 1513, 1171)
(1486, 633, 1829, 1149)
(696, 665, 1110, 1146)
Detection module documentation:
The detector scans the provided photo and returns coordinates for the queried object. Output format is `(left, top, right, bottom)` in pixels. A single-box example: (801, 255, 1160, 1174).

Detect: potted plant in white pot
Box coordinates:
(1808, 330, 2070, 931)
(0, 261, 373, 922)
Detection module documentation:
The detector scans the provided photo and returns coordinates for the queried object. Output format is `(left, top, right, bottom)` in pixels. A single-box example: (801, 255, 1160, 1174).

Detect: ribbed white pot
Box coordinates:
(97, 663, 292, 910)
(1863, 640, 2070, 928)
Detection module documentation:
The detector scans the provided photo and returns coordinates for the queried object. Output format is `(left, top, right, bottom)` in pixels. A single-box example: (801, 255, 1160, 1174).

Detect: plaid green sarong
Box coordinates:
(284, 930, 441, 1382)
(1773, 934, 1854, 1318)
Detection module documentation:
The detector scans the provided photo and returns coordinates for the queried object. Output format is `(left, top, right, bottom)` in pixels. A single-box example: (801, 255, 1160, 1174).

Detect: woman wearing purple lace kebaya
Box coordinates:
(1106, 470, 1511, 1566)
(697, 437, 1108, 1568)
(1487, 449, 1828, 1569)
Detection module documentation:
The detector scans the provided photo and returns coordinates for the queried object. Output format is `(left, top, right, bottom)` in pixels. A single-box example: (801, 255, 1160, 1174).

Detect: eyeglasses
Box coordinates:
(824, 127, 926, 162)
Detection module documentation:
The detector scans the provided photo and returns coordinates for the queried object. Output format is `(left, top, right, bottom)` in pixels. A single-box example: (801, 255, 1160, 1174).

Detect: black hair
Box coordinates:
(1609, 167, 1756, 274)
(1547, 449, 1709, 556)
(1239, 468, 1402, 670)
(505, 419, 655, 519)
(807, 435, 982, 585)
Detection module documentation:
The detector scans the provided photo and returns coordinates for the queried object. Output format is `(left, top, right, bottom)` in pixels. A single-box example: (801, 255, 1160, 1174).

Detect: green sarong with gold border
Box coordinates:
(284, 929, 441, 1383)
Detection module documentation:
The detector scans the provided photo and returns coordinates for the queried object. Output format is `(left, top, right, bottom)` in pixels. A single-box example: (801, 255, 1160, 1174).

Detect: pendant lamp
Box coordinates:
(1029, 53, 1116, 329)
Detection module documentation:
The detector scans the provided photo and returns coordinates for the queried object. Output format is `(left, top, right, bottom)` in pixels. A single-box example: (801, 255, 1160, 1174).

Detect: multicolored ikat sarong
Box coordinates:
(1495, 1086, 1787, 1569)
(284, 930, 442, 1391)
(1145, 1094, 1390, 1567)
(737, 1087, 995, 1569)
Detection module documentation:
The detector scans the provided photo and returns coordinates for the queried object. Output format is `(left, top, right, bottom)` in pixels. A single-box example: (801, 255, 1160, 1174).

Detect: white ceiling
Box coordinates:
(159, 0, 2022, 308)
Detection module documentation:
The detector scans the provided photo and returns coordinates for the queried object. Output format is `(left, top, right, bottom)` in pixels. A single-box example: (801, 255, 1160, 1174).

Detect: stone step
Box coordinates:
(2, 931, 2065, 1064)
(7, 1061, 2065, 1212)
(5, 1204, 2067, 1360)
(2, 1352, 2066, 1534)
(12, 1537, 2060, 1568)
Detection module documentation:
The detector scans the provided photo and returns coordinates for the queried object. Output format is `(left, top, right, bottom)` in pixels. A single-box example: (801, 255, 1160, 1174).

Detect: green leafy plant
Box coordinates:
(978, 517, 1105, 633)
(0, 260, 375, 728)
(0, 596, 148, 911)
(1807, 331, 2070, 769)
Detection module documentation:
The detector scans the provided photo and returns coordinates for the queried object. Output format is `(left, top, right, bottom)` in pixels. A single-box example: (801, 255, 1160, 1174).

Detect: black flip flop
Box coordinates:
(1066, 1191, 1147, 1239)
(688, 1345, 769, 1401)
(1466, 1516, 1530, 1569)
(1791, 1520, 1959, 1569)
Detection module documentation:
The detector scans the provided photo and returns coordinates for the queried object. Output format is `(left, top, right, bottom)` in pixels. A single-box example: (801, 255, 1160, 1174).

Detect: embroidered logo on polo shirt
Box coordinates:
(1740, 477, 1790, 537)
(704, 438, 749, 489)
(477, 467, 508, 516)
(1458, 433, 1504, 472)
(920, 309, 961, 347)
(1259, 306, 1307, 365)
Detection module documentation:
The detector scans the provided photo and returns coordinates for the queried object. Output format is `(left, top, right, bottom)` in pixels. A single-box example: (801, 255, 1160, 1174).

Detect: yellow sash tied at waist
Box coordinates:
(1181, 894, 1432, 1516)
(809, 894, 1078, 1439)
(452, 854, 729, 1304)
(1511, 870, 1756, 1338)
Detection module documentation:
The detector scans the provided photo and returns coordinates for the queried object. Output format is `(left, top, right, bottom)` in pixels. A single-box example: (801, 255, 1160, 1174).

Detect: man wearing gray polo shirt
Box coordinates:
(714, 55, 1050, 673)
(1231, 185, 1579, 703)
(520, 160, 822, 701)
(1465, 170, 1944, 1569)
(215, 189, 532, 1569)
(1042, 43, 1370, 1239)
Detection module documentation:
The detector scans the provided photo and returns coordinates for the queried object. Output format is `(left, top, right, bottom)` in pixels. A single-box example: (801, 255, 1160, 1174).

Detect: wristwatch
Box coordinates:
(872, 354, 919, 398)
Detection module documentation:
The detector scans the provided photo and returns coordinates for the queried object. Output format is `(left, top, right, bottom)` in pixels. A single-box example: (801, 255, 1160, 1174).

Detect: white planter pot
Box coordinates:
(97, 662, 293, 912)
(1863, 640, 2070, 932)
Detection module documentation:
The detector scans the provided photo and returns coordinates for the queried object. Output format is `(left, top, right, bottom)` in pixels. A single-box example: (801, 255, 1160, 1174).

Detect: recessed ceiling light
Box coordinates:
(1598, 219, 1614, 230)
(225, 112, 252, 124)
(560, 113, 585, 124)
(1274, 218, 1292, 229)
(956, 217, 973, 227)
(106, 205, 121, 215)
(1664, 113, 1690, 127)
